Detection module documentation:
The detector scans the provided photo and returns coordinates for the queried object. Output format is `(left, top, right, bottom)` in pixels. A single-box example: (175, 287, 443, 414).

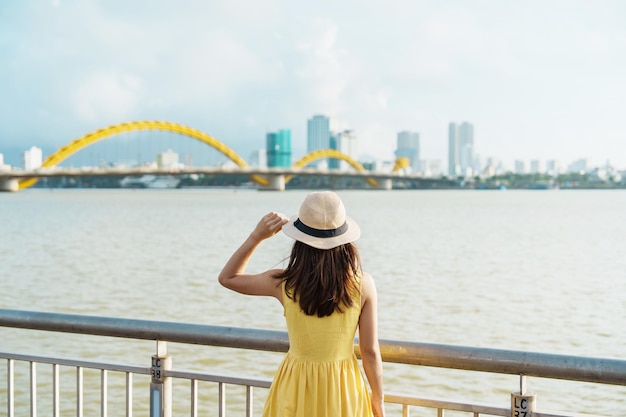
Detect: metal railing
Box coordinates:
(1, 309, 624, 417)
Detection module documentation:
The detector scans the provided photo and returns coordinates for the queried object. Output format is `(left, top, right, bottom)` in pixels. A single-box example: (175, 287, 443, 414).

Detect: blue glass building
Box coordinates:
(266, 129, 291, 168)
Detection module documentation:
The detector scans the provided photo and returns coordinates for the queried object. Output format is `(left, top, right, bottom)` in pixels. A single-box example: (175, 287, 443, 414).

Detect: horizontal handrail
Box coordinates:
(0, 351, 149, 375)
(1, 308, 625, 386)
(0, 308, 289, 350)
(376, 340, 626, 386)
(0, 350, 270, 388)
(384, 393, 509, 416)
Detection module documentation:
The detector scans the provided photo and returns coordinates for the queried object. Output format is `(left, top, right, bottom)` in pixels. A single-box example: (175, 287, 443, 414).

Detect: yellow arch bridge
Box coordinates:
(14, 120, 410, 191)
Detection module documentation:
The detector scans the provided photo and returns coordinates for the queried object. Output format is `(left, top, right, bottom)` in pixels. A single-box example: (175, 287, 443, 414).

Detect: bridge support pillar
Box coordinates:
(377, 178, 393, 190)
(260, 174, 285, 191)
(0, 178, 19, 192)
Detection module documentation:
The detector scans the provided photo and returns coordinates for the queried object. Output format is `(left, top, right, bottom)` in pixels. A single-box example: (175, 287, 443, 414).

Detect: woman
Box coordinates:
(218, 191, 385, 417)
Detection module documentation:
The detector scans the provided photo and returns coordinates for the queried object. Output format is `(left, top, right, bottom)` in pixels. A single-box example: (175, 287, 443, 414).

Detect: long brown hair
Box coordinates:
(275, 240, 361, 317)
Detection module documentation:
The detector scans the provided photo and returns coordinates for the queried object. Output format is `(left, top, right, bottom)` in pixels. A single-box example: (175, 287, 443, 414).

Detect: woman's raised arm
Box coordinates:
(218, 212, 288, 299)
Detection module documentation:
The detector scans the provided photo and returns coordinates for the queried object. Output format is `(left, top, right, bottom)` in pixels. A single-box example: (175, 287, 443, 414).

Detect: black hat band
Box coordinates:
(294, 218, 348, 238)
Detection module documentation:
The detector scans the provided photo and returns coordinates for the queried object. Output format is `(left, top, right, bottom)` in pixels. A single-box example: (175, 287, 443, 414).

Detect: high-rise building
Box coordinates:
(266, 129, 291, 168)
(249, 149, 267, 168)
(307, 114, 331, 152)
(23, 146, 42, 170)
(329, 130, 357, 170)
(458, 122, 474, 176)
(157, 149, 179, 168)
(420, 159, 443, 177)
(448, 123, 459, 177)
(483, 156, 504, 177)
(307, 115, 331, 168)
(514, 160, 526, 174)
(0, 153, 9, 171)
(546, 159, 562, 176)
(448, 122, 474, 177)
(530, 159, 544, 174)
(395, 131, 420, 172)
(568, 158, 591, 173)
(329, 134, 339, 169)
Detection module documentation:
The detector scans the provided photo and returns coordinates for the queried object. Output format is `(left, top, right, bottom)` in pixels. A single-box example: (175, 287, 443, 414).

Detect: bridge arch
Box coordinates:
(289, 149, 379, 187)
(392, 157, 411, 172)
(18, 120, 269, 189)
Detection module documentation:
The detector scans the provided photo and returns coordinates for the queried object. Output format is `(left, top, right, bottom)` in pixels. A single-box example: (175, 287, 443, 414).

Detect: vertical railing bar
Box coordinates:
(30, 361, 37, 417)
(126, 372, 133, 417)
(191, 379, 198, 417)
(438, 408, 444, 417)
(8, 359, 15, 417)
(101, 369, 107, 417)
(52, 363, 59, 417)
(402, 403, 409, 417)
(245, 386, 253, 417)
(76, 366, 83, 417)
(218, 382, 225, 417)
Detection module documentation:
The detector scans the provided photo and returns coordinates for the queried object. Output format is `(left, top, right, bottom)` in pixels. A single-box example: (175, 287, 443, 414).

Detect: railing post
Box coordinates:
(150, 341, 172, 417)
(511, 375, 536, 417)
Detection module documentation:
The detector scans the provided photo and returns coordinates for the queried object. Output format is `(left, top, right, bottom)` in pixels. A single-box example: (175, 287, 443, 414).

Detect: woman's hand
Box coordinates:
(250, 212, 289, 241)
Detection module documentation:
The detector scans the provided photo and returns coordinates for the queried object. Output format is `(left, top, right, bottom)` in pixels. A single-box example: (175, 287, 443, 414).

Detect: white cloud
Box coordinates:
(2, 0, 626, 167)
(72, 72, 142, 122)
(291, 19, 353, 114)
(168, 30, 269, 100)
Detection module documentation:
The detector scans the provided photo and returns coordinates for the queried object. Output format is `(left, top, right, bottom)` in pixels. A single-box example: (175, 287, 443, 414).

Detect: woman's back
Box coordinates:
(283, 281, 361, 361)
(262, 281, 372, 417)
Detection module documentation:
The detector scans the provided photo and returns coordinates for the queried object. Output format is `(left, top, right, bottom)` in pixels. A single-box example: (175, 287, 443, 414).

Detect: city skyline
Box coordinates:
(0, 110, 621, 174)
(1, 1, 626, 169)
(2, 115, 615, 177)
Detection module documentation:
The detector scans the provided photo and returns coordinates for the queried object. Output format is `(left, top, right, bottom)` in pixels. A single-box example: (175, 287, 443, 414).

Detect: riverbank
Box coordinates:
(28, 172, 626, 190)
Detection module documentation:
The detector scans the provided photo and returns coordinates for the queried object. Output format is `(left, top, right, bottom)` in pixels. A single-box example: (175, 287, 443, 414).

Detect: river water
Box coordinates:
(0, 188, 624, 416)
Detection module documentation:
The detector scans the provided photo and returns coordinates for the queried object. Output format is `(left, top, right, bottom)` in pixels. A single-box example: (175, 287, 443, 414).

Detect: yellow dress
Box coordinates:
(262, 281, 373, 417)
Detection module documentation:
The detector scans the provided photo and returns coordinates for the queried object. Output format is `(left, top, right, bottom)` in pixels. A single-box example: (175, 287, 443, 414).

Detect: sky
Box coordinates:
(1, 0, 625, 170)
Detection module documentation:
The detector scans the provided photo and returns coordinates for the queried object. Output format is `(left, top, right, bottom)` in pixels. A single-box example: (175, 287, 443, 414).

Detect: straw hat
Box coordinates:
(282, 191, 360, 250)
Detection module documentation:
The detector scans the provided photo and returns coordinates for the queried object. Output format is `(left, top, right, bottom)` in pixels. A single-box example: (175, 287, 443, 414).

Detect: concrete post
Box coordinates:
(378, 178, 393, 190)
(259, 174, 285, 191)
(150, 341, 172, 417)
(0, 178, 19, 192)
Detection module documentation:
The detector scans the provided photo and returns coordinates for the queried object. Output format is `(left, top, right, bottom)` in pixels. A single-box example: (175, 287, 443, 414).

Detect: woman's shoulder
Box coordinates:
(359, 271, 377, 304)
(360, 270, 374, 285)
